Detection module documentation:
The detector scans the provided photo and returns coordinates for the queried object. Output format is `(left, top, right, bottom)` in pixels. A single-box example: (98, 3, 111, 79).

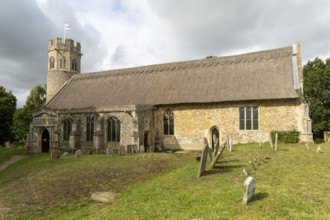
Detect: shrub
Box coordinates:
(270, 130, 300, 143)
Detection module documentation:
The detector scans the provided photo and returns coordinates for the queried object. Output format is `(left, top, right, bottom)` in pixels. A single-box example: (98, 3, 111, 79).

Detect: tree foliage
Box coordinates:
(0, 86, 17, 145)
(303, 57, 330, 139)
(11, 84, 46, 141)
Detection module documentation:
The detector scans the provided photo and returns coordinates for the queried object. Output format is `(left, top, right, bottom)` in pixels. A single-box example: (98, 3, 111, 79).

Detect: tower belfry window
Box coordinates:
(72, 59, 77, 71)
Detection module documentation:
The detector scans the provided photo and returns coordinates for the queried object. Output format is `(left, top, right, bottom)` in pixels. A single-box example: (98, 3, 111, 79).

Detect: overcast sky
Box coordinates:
(1, 0, 330, 107)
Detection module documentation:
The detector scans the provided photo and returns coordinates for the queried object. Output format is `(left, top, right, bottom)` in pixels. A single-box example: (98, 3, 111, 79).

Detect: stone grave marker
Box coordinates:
(243, 169, 250, 177)
(259, 142, 262, 148)
(242, 176, 256, 205)
(211, 141, 226, 168)
(197, 142, 209, 177)
(140, 145, 145, 153)
(274, 133, 278, 151)
(305, 143, 310, 150)
(317, 145, 321, 153)
(254, 158, 258, 166)
(51, 150, 61, 160)
(62, 152, 69, 156)
(106, 146, 114, 157)
(91, 191, 118, 203)
(119, 145, 125, 155)
(126, 145, 133, 154)
(229, 138, 233, 152)
(269, 133, 273, 149)
(213, 138, 219, 158)
(4, 141, 12, 149)
(75, 150, 82, 158)
(203, 138, 213, 161)
(132, 144, 138, 153)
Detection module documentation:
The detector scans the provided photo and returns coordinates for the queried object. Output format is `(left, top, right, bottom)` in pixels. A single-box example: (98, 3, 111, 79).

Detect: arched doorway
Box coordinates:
(211, 127, 219, 149)
(42, 129, 50, 153)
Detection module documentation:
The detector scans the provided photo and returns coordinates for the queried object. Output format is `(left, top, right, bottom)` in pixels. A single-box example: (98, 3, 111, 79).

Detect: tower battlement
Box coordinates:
(48, 37, 81, 53)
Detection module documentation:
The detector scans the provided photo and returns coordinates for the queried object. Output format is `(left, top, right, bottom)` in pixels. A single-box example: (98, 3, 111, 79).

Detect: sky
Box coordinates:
(1, 0, 330, 107)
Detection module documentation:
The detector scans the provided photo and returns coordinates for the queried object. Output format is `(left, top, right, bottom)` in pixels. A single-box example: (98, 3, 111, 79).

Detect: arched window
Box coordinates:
(107, 117, 121, 142)
(86, 116, 94, 141)
(163, 109, 174, 135)
(63, 58, 66, 69)
(60, 59, 63, 68)
(72, 59, 77, 71)
(63, 119, 71, 141)
(49, 57, 55, 69)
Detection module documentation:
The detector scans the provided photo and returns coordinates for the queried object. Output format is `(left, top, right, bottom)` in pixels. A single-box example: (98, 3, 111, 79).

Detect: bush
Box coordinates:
(270, 130, 300, 143)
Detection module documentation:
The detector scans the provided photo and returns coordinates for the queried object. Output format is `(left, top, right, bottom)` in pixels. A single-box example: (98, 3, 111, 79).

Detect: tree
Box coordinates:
(0, 86, 17, 145)
(11, 84, 46, 141)
(303, 57, 330, 139)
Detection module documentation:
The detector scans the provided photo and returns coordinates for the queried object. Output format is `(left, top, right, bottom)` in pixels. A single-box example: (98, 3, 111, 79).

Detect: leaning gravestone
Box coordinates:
(203, 138, 213, 161)
(242, 176, 256, 205)
(75, 150, 82, 159)
(106, 146, 114, 157)
(197, 142, 209, 177)
(211, 141, 226, 168)
(51, 150, 61, 160)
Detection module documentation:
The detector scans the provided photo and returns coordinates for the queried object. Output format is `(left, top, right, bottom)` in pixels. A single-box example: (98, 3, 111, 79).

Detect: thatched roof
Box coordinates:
(47, 45, 299, 109)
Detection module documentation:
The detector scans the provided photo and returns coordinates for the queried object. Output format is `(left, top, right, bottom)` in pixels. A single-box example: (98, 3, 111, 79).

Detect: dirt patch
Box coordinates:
(0, 155, 28, 172)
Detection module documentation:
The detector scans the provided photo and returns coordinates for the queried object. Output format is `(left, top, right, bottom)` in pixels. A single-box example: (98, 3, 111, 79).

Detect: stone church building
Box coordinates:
(27, 37, 313, 153)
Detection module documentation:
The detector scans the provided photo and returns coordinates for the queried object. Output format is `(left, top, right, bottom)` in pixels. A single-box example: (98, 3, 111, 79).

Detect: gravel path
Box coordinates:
(0, 155, 28, 173)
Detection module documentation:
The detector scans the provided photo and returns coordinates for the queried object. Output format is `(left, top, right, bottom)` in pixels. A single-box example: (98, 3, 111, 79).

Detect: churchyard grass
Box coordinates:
(0, 146, 26, 164)
(0, 143, 330, 219)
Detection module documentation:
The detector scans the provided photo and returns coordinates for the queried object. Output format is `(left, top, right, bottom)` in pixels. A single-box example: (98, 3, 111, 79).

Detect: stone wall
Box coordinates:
(154, 99, 312, 150)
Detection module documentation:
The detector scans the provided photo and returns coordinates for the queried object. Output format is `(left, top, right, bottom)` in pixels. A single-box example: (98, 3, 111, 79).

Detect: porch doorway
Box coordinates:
(211, 128, 219, 149)
(144, 131, 150, 152)
(42, 129, 50, 153)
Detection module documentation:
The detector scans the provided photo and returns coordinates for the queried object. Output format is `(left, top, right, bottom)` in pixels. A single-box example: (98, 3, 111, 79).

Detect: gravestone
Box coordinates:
(211, 142, 226, 168)
(197, 142, 209, 177)
(242, 176, 256, 205)
(203, 138, 213, 161)
(259, 142, 262, 148)
(75, 150, 82, 159)
(213, 138, 219, 158)
(243, 168, 250, 177)
(62, 152, 69, 156)
(4, 141, 12, 149)
(140, 145, 145, 153)
(106, 146, 114, 157)
(317, 145, 321, 153)
(254, 158, 258, 166)
(305, 143, 310, 150)
(274, 133, 278, 151)
(269, 134, 273, 149)
(150, 146, 155, 152)
(229, 139, 233, 152)
(51, 150, 60, 160)
(119, 145, 125, 155)
(126, 145, 133, 154)
(132, 144, 138, 153)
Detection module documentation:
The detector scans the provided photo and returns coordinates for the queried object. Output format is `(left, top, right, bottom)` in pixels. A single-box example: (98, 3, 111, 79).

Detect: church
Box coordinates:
(26, 37, 313, 153)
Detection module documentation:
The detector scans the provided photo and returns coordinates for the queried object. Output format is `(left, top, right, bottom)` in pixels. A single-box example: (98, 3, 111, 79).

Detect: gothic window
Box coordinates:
(86, 116, 94, 141)
(63, 119, 71, 141)
(107, 117, 121, 142)
(49, 57, 55, 69)
(60, 59, 63, 68)
(63, 58, 66, 69)
(164, 109, 174, 135)
(72, 59, 77, 71)
(239, 107, 259, 130)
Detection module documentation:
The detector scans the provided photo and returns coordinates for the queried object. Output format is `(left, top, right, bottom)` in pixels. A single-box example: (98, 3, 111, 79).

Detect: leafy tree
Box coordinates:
(11, 84, 46, 141)
(0, 86, 17, 145)
(303, 57, 330, 139)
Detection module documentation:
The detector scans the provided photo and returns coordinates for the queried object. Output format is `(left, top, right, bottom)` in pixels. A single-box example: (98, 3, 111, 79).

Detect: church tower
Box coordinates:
(46, 37, 82, 102)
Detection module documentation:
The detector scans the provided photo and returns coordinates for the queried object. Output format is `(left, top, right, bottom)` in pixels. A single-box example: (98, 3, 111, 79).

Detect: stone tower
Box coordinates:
(46, 37, 82, 102)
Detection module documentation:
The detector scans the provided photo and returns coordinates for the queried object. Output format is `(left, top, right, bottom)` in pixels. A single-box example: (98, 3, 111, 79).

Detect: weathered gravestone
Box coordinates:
(229, 138, 233, 152)
(274, 133, 278, 151)
(211, 141, 227, 168)
(305, 143, 310, 151)
(249, 161, 256, 170)
(126, 145, 133, 154)
(62, 152, 69, 156)
(51, 150, 61, 160)
(243, 169, 250, 177)
(140, 145, 145, 153)
(4, 141, 12, 149)
(202, 138, 213, 161)
(119, 145, 125, 155)
(242, 176, 256, 205)
(317, 145, 321, 153)
(269, 133, 273, 149)
(75, 150, 82, 159)
(106, 146, 113, 157)
(197, 141, 209, 177)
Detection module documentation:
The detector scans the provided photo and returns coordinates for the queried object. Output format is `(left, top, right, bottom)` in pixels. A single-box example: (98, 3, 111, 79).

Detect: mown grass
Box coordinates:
(0, 143, 329, 219)
(0, 146, 26, 164)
